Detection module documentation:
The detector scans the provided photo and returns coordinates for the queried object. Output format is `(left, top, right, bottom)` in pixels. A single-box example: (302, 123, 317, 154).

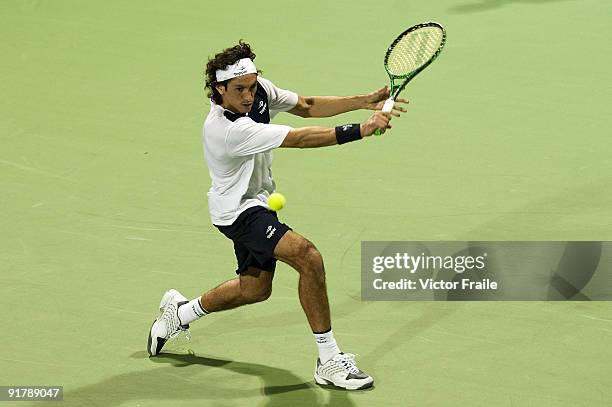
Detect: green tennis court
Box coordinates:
(2, 0, 611, 405)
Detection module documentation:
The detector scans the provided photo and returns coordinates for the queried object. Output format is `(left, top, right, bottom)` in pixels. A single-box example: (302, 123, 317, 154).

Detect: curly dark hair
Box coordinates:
(205, 40, 260, 104)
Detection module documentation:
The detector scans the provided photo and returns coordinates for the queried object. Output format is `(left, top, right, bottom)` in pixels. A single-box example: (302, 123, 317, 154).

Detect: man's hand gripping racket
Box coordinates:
(374, 22, 447, 135)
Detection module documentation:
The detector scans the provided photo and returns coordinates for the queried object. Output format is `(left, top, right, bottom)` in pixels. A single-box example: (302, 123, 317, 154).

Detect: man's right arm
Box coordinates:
(281, 111, 393, 149)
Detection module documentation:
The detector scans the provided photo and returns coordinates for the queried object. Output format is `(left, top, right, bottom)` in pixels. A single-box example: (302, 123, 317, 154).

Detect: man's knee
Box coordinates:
(295, 239, 325, 275)
(275, 231, 325, 276)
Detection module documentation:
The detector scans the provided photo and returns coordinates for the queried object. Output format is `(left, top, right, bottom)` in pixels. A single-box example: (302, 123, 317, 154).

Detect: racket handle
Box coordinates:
(381, 97, 395, 112)
(374, 97, 395, 136)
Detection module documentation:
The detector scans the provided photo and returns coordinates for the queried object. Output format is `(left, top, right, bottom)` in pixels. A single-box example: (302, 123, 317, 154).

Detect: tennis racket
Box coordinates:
(374, 22, 446, 135)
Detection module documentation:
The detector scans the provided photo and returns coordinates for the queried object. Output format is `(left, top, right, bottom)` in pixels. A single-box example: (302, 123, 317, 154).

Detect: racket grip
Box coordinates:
(381, 97, 395, 112)
(374, 97, 395, 136)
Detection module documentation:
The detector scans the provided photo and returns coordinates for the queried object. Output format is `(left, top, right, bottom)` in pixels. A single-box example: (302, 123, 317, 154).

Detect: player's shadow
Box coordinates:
(449, 0, 574, 14)
(57, 352, 357, 407)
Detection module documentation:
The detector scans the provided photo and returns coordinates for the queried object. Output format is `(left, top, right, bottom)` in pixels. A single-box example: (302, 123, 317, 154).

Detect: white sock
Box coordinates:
(314, 329, 341, 364)
(178, 297, 209, 325)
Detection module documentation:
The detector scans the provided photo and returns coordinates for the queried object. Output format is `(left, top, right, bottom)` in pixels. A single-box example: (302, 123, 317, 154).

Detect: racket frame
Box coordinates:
(384, 21, 447, 100)
(373, 22, 446, 136)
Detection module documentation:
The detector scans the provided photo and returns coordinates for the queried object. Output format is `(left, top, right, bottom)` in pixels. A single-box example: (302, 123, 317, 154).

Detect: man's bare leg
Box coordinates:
(271, 230, 373, 389)
(273, 230, 330, 333)
(199, 267, 274, 312)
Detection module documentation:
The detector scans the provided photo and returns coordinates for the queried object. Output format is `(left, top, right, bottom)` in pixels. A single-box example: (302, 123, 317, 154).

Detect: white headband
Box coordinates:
(215, 58, 257, 82)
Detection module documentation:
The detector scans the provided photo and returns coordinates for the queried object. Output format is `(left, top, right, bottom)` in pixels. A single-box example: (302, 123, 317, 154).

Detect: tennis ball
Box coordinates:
(268, 192, 286, 211)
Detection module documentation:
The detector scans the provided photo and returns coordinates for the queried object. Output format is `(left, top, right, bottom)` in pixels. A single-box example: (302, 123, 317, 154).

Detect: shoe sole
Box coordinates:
(147, 319, 167, 357)
(314, 372, 374, 390)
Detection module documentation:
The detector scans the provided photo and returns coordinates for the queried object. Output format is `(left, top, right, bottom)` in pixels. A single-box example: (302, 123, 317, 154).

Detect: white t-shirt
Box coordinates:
(203, 77, 298, 225)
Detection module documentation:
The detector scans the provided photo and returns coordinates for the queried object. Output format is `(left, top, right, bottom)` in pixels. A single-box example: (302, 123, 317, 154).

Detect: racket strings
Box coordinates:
(387, 27, 443, 76)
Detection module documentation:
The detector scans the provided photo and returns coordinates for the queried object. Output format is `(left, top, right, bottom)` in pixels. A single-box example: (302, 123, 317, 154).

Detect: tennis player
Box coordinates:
(147, 41, 406, 390)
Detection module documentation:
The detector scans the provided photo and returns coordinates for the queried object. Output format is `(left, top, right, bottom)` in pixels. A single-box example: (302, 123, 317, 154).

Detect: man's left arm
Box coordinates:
(288, 85, 408, 118)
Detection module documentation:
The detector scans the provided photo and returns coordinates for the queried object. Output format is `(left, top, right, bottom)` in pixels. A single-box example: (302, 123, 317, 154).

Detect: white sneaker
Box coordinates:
(314, 352, 374, 390)
(147, 289, 190, 356)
